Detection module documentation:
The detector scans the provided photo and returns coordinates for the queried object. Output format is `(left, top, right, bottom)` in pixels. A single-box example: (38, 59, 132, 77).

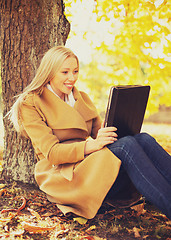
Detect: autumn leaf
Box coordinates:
(27, 207, 41, 220)
(131, 202, 146, 216)
(22, 221, 57, 233)
(133, 227, 141, 238)
(0, 188, 6, 197)
(86, 225, 97, 232)
(0, 212, 18, 223)
(80, 236, 95, 240)
(54, 229, 70, 237)
(0, 184, 5, 189)
(73, 217, 88, 224)
(1, 196, 27, 213)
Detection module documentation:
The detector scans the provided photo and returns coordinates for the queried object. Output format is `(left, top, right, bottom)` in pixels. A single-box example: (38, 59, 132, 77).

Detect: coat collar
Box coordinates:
(35, 87, 99, 132)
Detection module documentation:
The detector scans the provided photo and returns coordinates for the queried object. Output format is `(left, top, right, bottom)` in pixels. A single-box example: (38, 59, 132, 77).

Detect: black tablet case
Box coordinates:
(104, 85, 150, 139)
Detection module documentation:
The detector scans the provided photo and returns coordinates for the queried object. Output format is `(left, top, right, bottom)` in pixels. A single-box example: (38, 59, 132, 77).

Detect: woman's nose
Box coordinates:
(68, 73, 75, 81)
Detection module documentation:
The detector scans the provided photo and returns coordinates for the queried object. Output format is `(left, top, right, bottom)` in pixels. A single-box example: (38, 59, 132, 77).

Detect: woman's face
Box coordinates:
(50, 56, 79, 100)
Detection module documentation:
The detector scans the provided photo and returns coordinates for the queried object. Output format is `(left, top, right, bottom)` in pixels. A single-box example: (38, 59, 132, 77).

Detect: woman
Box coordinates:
(10, 46, 171, 219)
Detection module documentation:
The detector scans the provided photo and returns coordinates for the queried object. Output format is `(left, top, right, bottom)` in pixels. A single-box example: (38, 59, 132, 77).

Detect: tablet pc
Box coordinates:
(104, 85, 150, 138)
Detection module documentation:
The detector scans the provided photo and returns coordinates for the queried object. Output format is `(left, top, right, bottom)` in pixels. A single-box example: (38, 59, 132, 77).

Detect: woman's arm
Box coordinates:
(85, 121, 118, 155)
(20, 96, 86, 166)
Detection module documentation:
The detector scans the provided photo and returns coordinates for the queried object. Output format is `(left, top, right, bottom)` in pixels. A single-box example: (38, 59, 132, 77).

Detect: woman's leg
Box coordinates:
(107, 135, 171, 219)
(134, 133, 171, 185)
(106, 165, 134, 197)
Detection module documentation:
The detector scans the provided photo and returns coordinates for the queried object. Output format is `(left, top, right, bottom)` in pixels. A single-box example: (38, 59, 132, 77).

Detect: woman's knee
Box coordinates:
(135, 132, 155, 145)
(108, 135, 136, 152)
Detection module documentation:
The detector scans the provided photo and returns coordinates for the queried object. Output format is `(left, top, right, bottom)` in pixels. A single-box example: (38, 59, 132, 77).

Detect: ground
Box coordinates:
(0, 120, 171, 239)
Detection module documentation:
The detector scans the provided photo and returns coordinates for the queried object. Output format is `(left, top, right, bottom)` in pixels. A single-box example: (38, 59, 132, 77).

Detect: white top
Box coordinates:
(46, 84, 75, 108)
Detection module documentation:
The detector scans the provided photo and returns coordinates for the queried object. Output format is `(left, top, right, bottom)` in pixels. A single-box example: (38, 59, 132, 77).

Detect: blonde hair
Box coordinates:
(9, 45, 79, 134)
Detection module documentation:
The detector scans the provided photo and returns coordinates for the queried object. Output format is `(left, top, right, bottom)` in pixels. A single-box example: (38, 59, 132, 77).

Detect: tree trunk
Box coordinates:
(0, 0, 70, 184)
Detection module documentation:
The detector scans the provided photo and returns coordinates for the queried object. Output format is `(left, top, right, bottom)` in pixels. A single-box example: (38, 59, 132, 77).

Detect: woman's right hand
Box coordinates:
(84, 123, 118, 155)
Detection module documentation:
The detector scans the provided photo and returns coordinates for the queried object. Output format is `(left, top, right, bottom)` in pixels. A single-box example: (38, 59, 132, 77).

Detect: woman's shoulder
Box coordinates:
(22, 92, 38, 106)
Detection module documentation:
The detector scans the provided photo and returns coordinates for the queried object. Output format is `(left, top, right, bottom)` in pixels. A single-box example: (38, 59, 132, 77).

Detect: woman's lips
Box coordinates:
(64, 83, 74, 89)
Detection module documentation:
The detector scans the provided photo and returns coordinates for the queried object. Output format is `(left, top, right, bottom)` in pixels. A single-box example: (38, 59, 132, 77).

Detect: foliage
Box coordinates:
(64, 0, 171, 116)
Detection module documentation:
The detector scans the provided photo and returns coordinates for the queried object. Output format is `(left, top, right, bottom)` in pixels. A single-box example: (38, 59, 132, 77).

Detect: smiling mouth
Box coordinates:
(64, 83, 74, 89)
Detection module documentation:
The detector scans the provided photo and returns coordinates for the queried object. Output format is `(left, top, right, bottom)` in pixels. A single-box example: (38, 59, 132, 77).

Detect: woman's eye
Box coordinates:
(62, 71, 68, 74)
(74, 70, 78, 74)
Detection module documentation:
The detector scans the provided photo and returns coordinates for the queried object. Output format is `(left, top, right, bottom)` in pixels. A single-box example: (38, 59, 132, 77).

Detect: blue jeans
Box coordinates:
(107, 133, 171, 219)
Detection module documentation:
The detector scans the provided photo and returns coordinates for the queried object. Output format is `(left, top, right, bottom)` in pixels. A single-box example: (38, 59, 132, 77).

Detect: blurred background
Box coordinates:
(0, 0, 171, 153)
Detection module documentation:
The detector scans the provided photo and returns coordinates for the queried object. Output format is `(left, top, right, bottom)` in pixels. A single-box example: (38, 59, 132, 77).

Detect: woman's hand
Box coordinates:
(84, 121, 118, 155)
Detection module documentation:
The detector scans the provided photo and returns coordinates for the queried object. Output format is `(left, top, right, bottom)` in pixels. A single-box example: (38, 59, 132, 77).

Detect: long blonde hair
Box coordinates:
(9, 45, 79, 134)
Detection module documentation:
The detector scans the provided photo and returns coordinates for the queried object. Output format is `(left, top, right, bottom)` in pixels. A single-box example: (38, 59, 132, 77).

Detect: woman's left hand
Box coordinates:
(84, 121, 118, 155)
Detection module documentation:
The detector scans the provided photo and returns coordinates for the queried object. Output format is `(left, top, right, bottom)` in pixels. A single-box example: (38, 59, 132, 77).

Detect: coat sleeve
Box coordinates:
(20, 95, 86, 166)
(91, 116, 101, 139)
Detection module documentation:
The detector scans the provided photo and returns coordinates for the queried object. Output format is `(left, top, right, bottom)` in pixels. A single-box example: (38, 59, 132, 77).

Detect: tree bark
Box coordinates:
(0, 0, 70, 183)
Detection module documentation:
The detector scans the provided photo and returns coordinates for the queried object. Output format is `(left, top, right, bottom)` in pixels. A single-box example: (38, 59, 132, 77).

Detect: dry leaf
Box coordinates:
(73, 217, 88, 225)
(10, 229, 25, 237)
(80, 236, 94, 240)
(22, 221, 57, 233)
(143, 235, 149, 239)
(55, 229, 69, 237)
(86, 225, 96, 232)
(0, 212, 18, 223)
(0, 184, 5, 189)
(27, 207, 41, 220)
(131, 203, 146, 216)
(133, 227, 141, 238)
(93, 237, 107, 240)
(1, 196, 26, 213)
(0, 188, 6, 197)
(115, 214, 123, 219)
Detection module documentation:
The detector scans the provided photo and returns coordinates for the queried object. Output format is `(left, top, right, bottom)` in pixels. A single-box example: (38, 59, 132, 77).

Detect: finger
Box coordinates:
(98, 129, 118, 137)
(100, 126, 117, 132)
(102, 137, 117, 146)
(99, 132, 118, 138)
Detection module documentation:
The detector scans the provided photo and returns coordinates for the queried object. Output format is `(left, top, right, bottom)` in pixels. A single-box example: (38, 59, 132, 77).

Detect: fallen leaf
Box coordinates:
(143, 235, 149, 239)
(86, 225, 96, 232)
(0, 184, 5, 189)
(94, 237, 107, 240)
(0, 188, 6, 197)
(115, 214, 123, 219)
(73, 217, 88, 225)
(22, 221, 57, 233)
(54, 229, 69, 237)
(80, 237, 94, 240)
(10, 229, 25, 237)
(0, 212, 18, 223)
(133, 227, 141, 238)
(131, 203, 146, 216)
(27, 207, 41, 220)
(1, 196, 27, 213)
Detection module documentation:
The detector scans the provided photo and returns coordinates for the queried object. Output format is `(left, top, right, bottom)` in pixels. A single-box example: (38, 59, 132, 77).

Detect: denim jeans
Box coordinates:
(107, 133, 171, 219)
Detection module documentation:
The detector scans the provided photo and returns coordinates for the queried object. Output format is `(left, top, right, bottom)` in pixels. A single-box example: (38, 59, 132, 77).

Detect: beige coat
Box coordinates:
(20, 87, 121, 219)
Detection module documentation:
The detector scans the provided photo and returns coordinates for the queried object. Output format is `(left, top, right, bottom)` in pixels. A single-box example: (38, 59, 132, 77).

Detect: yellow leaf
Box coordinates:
(86, 225, 96, 232)
(0, 184, 5, 189)
(73, 217, 88, 225)
(133, 227, 141, 238)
